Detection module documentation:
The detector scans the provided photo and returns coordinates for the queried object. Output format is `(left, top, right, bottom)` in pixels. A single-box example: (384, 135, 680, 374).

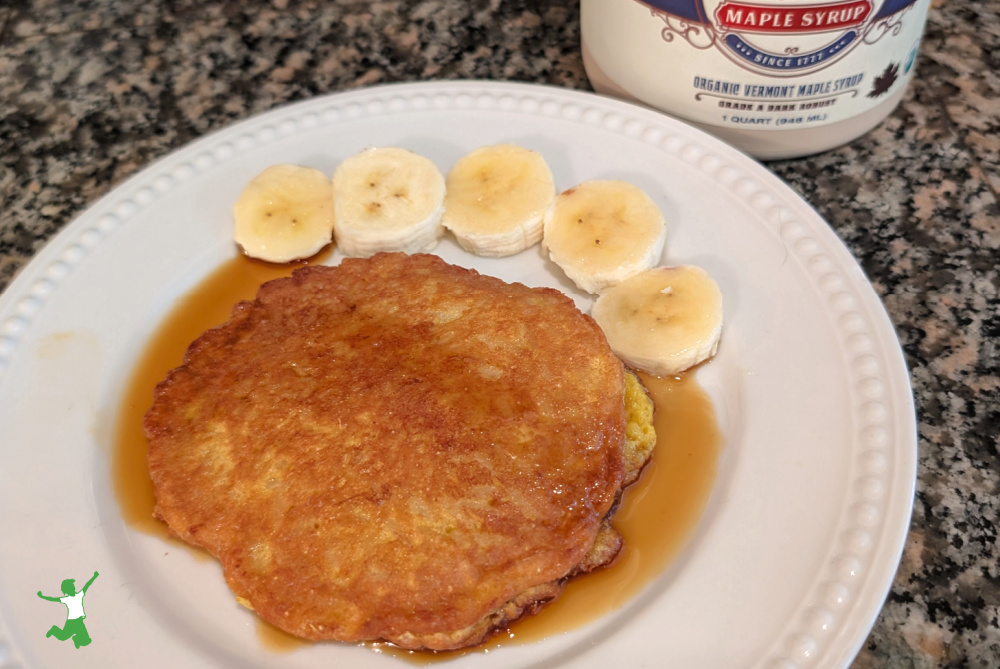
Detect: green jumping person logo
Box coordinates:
(37, 571, 99, 648)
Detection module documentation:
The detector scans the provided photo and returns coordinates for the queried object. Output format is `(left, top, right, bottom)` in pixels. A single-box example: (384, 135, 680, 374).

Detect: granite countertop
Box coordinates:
(1, 0, 997, 666)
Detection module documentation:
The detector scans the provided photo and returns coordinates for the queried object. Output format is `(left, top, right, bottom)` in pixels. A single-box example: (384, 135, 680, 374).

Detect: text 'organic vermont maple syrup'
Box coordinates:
(113, 253, 723, 658)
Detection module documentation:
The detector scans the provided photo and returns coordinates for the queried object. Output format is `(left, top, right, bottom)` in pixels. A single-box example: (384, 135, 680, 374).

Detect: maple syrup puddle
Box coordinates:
(113, 252, 723, 659)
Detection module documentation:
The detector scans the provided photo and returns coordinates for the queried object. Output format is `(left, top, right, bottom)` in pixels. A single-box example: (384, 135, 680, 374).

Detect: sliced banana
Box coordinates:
(332, 147, 446, 257)
(233, 164, 335, 263)
(542, 179, 667, 294)
(591, 265, 723, 376)
(441, 144, 556, 257)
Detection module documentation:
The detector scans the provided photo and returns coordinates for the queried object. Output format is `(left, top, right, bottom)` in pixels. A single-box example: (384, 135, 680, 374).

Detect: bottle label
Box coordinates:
(585, 0, 929, 130)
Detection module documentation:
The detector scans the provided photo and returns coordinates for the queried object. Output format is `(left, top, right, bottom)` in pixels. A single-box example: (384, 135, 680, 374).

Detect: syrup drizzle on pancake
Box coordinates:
(113, 252, 721, 657)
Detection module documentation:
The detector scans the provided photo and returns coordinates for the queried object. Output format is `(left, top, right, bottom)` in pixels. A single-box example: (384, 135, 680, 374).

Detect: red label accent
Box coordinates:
(716, 1, 873, 33)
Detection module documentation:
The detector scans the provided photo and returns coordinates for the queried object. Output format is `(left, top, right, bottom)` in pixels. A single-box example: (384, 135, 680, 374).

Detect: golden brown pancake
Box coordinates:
(144, 252, 649, 650)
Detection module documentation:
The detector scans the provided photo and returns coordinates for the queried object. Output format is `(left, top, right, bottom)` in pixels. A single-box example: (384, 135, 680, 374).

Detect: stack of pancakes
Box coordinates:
(145, 252, 654, 650)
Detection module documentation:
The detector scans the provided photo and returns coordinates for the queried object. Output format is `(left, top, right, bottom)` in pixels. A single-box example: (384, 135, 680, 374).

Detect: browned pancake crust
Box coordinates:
(145, 252, 628, 650)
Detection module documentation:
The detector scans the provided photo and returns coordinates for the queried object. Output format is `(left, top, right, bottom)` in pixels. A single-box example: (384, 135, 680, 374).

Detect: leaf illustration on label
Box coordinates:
(868, 62, 899, 97)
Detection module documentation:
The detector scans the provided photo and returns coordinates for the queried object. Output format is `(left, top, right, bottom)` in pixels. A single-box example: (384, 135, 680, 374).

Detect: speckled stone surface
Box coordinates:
(1, 0, 998, 666)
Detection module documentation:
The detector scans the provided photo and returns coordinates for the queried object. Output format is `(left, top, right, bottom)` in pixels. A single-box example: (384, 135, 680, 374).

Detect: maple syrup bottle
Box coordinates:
(581, 0, 931, 159)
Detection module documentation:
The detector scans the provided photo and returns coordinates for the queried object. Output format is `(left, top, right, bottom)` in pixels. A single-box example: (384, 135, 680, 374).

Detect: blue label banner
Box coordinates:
(873, 0, 920, 19)
(723, 31, 858, 70)
(638, 0, 707, 23)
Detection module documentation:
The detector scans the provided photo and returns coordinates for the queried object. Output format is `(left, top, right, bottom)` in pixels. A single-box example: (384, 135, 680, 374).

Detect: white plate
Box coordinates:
(0, 81, 915, 669)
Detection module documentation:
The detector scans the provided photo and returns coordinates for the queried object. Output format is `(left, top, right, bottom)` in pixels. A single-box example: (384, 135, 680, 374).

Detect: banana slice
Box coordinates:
(591, 265, 723, 376)
(542, 179, 667, 294)
(233, 164, 335, 263)
(441, 144, 556, 257)
(332, 147, 446, 257)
